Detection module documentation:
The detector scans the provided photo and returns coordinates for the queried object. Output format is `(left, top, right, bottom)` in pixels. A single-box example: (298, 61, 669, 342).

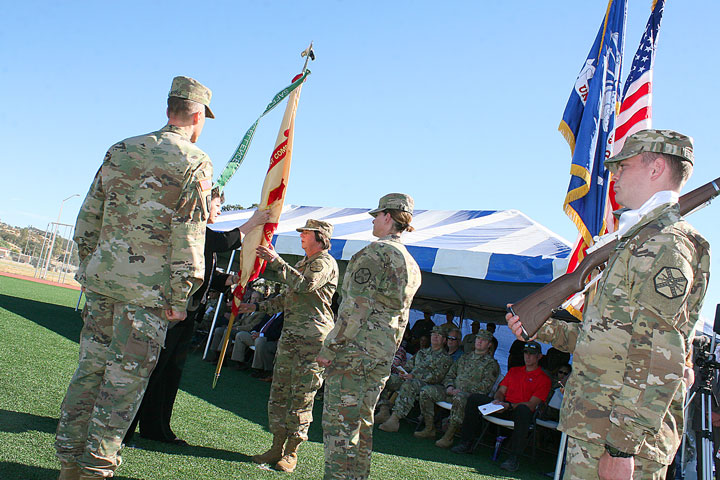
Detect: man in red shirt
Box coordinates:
(450, 341, 551, 472)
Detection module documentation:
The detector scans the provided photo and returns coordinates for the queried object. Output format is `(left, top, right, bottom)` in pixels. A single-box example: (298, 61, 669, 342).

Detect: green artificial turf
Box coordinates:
(0, 275, 557, 479)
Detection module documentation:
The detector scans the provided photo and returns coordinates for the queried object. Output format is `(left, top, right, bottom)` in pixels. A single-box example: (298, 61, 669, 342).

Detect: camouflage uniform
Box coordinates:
(418, 332, 500, 429)
(321, 206, 421, 480)
(55, 76, 213, 478)
(537, 130, 710, 477)
(380, 345, 452, 418)
(257, 247, 338, 442)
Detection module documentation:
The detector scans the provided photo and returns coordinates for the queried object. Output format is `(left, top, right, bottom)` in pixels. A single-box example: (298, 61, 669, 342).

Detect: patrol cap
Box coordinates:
(476, 330, 493, 341)
(431, 325, 445, 335)
(169, 76, 215, 119)
(523, 341, 541, 354)
(296, 219, 333, 238)
(368, 193, 414, 216)
(604, 129, 694, 172)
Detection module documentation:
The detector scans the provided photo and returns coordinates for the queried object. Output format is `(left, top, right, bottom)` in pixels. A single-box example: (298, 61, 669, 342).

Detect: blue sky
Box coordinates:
(2, 1, 718, 324)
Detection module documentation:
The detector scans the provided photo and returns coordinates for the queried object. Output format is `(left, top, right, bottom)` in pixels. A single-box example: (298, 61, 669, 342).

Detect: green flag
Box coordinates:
(215, 70, 311, 190)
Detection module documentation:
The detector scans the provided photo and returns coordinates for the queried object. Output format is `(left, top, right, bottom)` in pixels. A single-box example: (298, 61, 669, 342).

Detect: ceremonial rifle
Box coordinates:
(512, 176, 720, 340)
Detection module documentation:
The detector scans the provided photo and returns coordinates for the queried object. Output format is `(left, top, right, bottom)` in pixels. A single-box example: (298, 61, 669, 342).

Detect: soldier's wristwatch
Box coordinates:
(605, 445, 634, 458)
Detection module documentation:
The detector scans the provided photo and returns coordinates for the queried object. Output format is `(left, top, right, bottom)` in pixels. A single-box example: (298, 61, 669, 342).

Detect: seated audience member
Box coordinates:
(206, 290, 268, 362)
(446, 328, 463, 362)
(417, 334, 431, 352)
(539, 347, 571, 374)
(377, 326, 453, 432)
(540, 363, 571, 422)
(414, 330, 500, 448)
(234, 312, 285, 379)
(450, 341, 551, 472)
(462, 321, 481, 353)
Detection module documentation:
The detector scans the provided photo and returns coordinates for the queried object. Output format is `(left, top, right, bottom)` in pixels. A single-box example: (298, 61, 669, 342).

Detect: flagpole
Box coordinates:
(203, 249, 236, 359)
(213, 44, 314, 387)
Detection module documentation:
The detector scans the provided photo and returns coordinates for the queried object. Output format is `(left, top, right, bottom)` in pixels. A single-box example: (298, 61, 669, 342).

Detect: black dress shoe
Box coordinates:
(169, 437, 189, 447)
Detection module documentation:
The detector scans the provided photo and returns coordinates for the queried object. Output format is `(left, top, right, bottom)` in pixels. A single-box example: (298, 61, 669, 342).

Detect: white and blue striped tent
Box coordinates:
(211, 205, 572, 322)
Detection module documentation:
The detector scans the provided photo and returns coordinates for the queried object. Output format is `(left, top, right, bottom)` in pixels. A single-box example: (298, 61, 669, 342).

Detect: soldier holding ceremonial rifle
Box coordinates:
(507, 129, 713, 480)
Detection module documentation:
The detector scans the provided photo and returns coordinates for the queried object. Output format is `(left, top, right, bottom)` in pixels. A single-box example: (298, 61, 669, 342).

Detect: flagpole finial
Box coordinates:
(301, 42, 315, 73)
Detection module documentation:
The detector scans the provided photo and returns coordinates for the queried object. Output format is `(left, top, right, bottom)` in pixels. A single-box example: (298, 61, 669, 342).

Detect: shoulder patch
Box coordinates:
(353, 267, 371, 284)
(309, 262, 324, 273)
(199, 177, 213, 194)
(654, 267, 688, 299)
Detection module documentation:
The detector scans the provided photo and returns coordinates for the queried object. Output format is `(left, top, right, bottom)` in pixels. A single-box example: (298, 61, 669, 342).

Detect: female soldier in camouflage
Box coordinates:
(317, 193, 422, 480)
(237, 219, 338, 472)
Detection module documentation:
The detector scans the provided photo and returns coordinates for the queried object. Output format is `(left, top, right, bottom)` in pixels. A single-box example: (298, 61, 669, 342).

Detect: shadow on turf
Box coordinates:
(127, 437, 253, 464)
(0, 409, 57, 435)
(0, 293, 83, 344)
(0, 462, 141, 480)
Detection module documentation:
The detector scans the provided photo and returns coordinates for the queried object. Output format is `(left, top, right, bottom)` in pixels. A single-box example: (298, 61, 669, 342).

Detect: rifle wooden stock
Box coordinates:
(513, 176, 720, 339)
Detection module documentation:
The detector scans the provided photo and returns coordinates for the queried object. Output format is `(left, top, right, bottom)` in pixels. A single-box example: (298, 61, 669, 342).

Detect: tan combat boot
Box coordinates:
(275, 436, 302, 472)
(378, 413, 401, 432)
(375, 404, 391, 425)
(57, 461, 80, 480)
(413, 412, 436, 439)
(252, 432, 287, 465)
(435, 423, 459, 448)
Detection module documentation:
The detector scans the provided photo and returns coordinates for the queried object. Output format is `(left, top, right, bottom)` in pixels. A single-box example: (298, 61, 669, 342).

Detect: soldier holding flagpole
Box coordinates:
(236, 219, 338, 472)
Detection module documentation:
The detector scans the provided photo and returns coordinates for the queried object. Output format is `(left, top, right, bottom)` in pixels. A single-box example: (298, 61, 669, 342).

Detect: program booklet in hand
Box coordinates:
(478, 402, 504, 416)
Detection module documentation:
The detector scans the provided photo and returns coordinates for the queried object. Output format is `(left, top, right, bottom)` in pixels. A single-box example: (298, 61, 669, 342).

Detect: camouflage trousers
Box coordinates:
(55, 290, 167, 477)
(418, 385, 471, 428)
(322, 355, 390, 480)
(267, 333, 325, 441)
(379, 374, 427, 419)
(564, 437, 667, 480)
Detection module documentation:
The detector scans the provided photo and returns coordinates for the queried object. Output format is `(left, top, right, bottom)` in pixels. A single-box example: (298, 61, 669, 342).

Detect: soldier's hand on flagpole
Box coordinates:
(257, 245, 279, 262)
(249, 208, 271, 228)
(236, 302, 257, 313)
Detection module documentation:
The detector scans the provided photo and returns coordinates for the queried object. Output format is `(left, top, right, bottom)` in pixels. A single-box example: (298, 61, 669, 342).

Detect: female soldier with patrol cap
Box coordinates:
(317, 193, 422, 480)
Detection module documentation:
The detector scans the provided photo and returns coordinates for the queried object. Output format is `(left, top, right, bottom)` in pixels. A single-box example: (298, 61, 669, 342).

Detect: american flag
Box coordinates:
(603, 0, 665, 232)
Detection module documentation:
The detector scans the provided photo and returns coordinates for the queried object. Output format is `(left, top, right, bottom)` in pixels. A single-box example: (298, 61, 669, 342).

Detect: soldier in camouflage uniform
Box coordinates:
(376, 325, 453, 432)
(415, 329, 500, 448)
(54, 76, 214, 480)
(508, 129, 710, 480)
(236, 219, 338, 473)
(317, 193, 422, 480)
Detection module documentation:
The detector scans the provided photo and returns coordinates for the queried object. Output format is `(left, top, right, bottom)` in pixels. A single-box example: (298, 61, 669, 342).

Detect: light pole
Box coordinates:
(42, 194, 80, 278)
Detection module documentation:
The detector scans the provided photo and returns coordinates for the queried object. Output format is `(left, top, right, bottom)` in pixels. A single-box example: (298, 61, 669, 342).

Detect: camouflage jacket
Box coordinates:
(406, 347, 453, 384)
(319, 234, 421, 365)
(537, 203, 710, 464)
(74, 125, 212, 310)
(258, 250, 338, 340)
(443, 351, 500, 394)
